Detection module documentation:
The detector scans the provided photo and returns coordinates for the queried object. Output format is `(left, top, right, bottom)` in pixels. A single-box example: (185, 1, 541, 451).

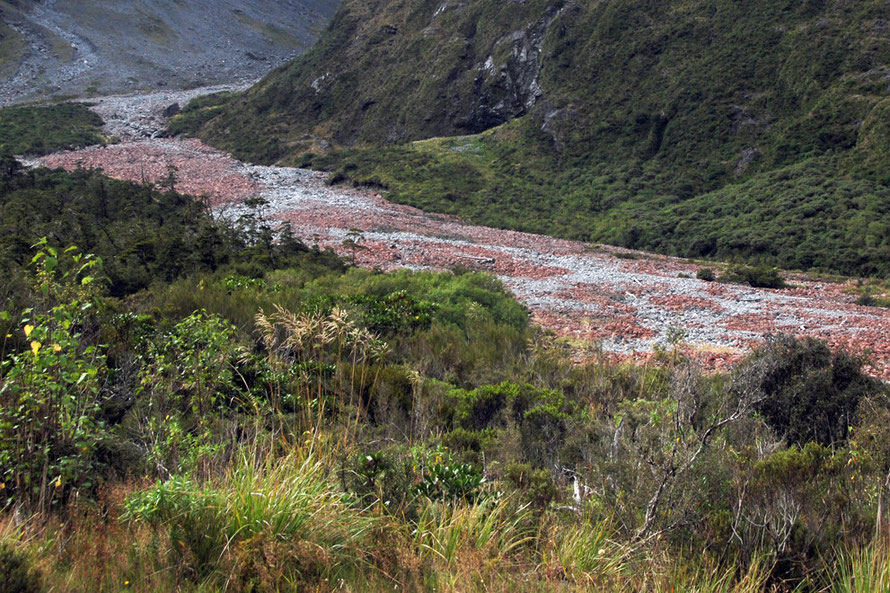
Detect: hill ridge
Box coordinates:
(176, 0, 890, 278)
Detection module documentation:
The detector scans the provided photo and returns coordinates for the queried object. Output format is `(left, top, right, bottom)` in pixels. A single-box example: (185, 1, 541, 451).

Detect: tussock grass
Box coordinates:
(830, 537, 890, 593)
(123, 446, 377, 589)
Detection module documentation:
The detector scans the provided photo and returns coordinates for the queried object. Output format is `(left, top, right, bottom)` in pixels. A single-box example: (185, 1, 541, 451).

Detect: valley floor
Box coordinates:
(34, 89, 890, 379)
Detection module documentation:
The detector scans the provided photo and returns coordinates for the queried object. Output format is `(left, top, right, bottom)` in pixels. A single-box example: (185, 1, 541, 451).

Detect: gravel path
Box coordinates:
(36, 89, 890, 379)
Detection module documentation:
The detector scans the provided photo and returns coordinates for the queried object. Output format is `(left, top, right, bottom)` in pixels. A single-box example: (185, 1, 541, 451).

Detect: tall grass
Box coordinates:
(122, 447, 377, 590)
(547, 519, 631, 586)
(830, 537, 890, 593)
(412, 497, 534, 566)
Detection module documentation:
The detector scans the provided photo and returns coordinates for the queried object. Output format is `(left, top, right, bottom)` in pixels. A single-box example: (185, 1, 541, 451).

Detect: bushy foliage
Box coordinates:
(721, 265, 788, 289)
(342, 448, 417, 512)
(736, 335, 884, 446)
(696, 268, 715, 282)
(0, 541, 43, 593)
(414, 461, 485, 503)
(0, 103, 105, 156)
(0, 243, 107, 510)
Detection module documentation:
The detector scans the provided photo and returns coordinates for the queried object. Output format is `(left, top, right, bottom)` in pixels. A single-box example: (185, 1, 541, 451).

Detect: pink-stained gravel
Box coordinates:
(40, 139, 258, 206)
(34, 91, 890, 380)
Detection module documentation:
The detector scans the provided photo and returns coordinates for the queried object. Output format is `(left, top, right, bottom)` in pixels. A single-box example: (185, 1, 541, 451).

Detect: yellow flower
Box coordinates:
(5, 334, 10, 338)
(53, 344, 62, 352)
(30, 341, 42, 355)
(0, 483, 5, 490)
(55, 478, 62, 488)
(23, 324, 34, 337)
(123, 581, 130, 587)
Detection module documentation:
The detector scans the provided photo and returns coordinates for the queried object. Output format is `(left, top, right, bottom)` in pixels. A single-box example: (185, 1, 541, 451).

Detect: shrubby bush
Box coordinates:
(722, 264, 788, 289)
(735, 335, 885, 446)
(696, 267, 716, 281)
(0, 541, 43, 593)
(0, 243, 108, 510)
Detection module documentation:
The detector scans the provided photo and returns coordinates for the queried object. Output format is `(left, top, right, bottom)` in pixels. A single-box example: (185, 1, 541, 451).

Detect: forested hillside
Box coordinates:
(179, 0, 890, 276)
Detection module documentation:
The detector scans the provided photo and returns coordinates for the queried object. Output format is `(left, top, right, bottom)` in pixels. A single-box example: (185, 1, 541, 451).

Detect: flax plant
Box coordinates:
(411, 497, 534, 568)
(831, 537, 890, 593)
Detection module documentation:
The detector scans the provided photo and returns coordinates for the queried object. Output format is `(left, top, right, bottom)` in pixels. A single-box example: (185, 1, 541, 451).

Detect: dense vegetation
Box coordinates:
(1, 160, 890, 592)
(0, 156, 341, 297)
(177, 0, 890, 277)
(2, 15, 890, 589)
(0, 103, 107, 155)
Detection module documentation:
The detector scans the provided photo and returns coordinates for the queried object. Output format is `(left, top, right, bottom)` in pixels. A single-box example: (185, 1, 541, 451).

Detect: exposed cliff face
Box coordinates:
(459, 5, 560, 132)
(0, 0, 340, 106)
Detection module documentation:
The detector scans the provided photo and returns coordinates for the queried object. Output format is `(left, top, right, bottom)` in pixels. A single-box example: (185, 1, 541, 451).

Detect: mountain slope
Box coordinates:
(180, 0, 890, 276)
(0, 0, 340, 105)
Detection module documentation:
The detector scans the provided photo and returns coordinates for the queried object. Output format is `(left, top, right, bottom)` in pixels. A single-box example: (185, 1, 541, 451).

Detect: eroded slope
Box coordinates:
(0, 0, 339, 105)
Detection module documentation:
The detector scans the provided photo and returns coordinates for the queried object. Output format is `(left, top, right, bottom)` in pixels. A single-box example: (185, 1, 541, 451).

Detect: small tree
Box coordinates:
(736, 335, 882, 446)
(0, 241, 106, 511)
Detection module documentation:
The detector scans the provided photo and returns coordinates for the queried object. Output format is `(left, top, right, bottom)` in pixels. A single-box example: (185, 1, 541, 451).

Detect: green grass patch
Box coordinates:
(232, 8, 305, 49)
(0, 19, 27, 78)
(0, 102, 106, 155)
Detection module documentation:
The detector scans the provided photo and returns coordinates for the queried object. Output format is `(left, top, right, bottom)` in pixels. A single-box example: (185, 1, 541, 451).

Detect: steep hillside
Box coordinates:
(181, 0, 890, 277)
(177, 0, 570, 157)
(0, 0, 340, 105)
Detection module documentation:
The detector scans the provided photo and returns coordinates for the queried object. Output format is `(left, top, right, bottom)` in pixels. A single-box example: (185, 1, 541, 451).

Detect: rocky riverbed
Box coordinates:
(36, 89, 890, 379)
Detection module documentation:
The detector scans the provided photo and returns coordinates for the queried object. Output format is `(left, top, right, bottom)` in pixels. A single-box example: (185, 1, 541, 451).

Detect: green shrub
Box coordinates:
(449, 382, 572, 468)
(856, 293, 877, 306)
(414, 461, 485, 503)
(734, 336, 885, 446)
(855, 293, 890, 308)
(0, 243, 107, 509)
(0, 541, 43, 593)
(442, 427, 496, 464)
(696, 268, 716, 282)
(342, 449, 417, 514)
(130, 311, 244, 477)
(521, 403, 570, 469)
(722, 265, 788, 289)
(453, 382, 567, 431)
(504, 462, 559, 509)
(138, 310, 241, 418)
